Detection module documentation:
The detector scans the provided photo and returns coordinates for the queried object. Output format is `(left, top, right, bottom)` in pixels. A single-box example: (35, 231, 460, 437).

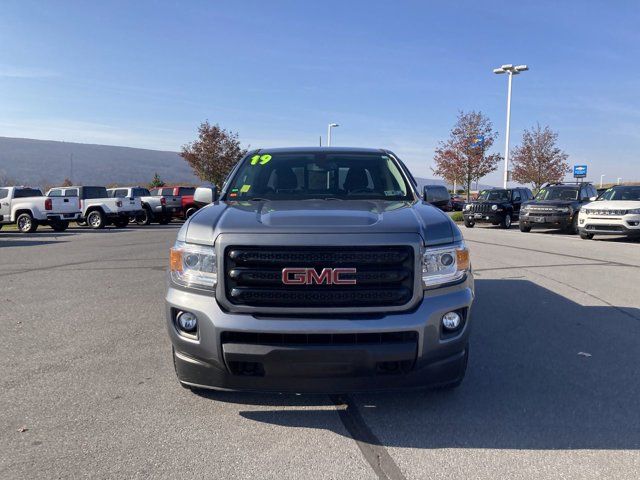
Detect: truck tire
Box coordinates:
(17, 213, 38, 233)
(50, 220, 69, 232)
(87, 210, 106, 229)
(113, 218, 129, 228)
(500, 213, 512, 229)
(519, 223, 531, 232)
(580, 231, 594, 240)
(136, 207, 153, 225)
(77, 219, 87, 226)
(185, 207, 198, 218)
(463, 218, 475, 228)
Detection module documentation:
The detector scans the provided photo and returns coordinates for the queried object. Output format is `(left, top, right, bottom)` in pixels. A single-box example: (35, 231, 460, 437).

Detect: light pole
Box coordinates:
(617, 177, 622, 185)
(494, 64, 529, 188)
(600, 174, 605, 188)
(327, 123, 339, 146)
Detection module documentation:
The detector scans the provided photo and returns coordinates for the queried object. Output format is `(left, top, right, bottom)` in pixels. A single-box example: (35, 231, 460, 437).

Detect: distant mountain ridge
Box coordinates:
(0, 136, 198, 186)
(0, 136, 494, 190)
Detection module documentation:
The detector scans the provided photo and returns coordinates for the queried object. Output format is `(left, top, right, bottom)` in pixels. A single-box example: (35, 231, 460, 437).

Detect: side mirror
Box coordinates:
(193, 186, 217, 205)
(422, 186, 429, 202)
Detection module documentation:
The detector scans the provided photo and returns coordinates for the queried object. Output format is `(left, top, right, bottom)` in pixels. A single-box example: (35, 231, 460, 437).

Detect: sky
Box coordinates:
(0, 0, 638, 186)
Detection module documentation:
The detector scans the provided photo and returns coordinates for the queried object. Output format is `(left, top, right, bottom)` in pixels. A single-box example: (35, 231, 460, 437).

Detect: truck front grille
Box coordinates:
(468, 203, 492, 213)
(224, 246, 414, 308)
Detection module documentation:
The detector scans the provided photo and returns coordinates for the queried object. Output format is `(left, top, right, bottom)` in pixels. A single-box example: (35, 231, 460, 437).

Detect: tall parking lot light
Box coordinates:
(494, 64, 529, 188)
(327, 123, 339, 146)
(600, 174, 605, 188)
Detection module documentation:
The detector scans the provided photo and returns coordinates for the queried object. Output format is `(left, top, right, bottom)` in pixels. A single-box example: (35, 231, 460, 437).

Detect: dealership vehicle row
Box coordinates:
(0, 184, 202, 232)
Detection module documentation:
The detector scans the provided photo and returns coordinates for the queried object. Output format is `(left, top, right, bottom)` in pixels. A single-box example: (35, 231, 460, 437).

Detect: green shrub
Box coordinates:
(450, 211, 464, 222)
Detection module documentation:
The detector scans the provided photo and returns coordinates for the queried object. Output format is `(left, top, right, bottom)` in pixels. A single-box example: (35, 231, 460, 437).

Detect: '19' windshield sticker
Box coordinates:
(240, 184, 251, 193)
(250, 154, 272, 165)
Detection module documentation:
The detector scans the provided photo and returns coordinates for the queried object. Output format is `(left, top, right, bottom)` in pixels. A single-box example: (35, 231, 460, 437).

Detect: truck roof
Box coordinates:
(249, 147, 389, 155)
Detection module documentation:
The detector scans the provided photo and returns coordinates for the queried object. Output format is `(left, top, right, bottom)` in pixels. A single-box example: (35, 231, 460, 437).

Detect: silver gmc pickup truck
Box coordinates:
(166, 147, 474, 393)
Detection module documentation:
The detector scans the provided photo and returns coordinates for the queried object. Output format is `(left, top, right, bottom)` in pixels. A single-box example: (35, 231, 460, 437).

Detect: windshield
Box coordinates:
(225, 152, 412, 201)
(598, 186, 640, 201)
(535, 187, 578, 201)
(477, 189, 510, 202)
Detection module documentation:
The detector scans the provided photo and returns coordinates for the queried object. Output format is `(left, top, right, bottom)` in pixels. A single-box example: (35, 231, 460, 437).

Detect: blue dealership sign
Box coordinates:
(573, 165, 587, 178)
(472, 135, 484, 148)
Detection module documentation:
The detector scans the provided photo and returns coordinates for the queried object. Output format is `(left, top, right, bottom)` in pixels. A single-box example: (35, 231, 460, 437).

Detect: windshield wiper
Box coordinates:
(247, 197, 269, 202)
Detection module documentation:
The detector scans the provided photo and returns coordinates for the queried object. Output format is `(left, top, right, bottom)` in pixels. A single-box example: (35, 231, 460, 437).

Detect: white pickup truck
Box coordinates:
(0, 186, 81, 233)
(47, 186, 143, 229)
(107, 187, 176, 225)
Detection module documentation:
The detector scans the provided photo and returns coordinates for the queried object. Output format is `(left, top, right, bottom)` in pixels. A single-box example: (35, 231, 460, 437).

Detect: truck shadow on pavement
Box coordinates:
(230, 279, 640, 450)
(0, 239, 65, 247)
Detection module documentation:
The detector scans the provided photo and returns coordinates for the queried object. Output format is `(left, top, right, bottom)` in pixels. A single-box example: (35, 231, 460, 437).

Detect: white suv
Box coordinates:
(578, 185, 640, 240)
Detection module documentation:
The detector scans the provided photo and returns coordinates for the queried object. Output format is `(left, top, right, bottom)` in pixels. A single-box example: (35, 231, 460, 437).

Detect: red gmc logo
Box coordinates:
(281, 268, 357, 285)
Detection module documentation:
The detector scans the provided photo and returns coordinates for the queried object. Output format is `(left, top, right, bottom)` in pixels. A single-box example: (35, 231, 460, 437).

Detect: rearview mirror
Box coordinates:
(193, 186, 217, 205)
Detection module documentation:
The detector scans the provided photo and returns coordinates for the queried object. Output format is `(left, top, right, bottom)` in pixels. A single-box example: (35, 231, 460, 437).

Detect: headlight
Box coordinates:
(521, 205, 528, 211)
(491, 204, 498, 211)
(465, 204, 472, 211)
(422, 243, 470, 288)
(629, 208, 640, 214)
(170, 241, 217, 289)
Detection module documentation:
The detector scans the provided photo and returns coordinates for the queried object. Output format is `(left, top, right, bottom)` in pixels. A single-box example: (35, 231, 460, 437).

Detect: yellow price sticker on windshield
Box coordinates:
(250, 154, 272, 165)
(240, 184, 251, 193)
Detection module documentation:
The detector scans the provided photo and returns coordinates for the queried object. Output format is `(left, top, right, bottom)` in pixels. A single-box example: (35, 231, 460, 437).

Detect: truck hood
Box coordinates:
(583, 200, 640, 210)
(524, 200, 577, 208)
(182, 199, 459, 246)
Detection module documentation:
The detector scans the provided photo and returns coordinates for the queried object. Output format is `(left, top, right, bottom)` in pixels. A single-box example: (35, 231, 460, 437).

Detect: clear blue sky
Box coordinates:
(1, 0, 638, 185)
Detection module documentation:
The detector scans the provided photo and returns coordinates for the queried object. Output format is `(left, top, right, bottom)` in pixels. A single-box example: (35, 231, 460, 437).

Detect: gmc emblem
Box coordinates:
(281, 267, 357, 285)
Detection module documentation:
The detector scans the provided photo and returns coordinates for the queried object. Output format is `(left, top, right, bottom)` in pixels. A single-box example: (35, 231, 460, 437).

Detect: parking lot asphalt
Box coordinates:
(1, 223, 639, 479)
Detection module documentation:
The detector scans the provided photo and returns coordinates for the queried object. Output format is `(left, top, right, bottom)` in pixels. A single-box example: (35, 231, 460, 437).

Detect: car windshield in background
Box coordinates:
(536, 187, 578, 201)
(225, 152, 412, 201)
(598, 186, 640, 201)
(477, 189, 509, 202)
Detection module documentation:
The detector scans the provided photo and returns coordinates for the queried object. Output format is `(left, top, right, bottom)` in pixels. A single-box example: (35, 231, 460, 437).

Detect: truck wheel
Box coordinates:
(87, 210, 106, 229)
(158, 216, 171, 225)
(463, 218, 475, 228)
(136, 207, 152, 225)
(50, 220, 69, 232)
(500, 213, 512, 229)
(113, 218, 129, 228)
(435, 344, 468, 391)
(77, 219, 87, 226)
(17, 213, 38, 233)
(185, 207, 198, 218)
(580, 231, 594, 240)
(519, 223, 532, 232)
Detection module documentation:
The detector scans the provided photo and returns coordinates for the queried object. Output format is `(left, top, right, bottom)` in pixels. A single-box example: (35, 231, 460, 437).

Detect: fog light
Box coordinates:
(442, 311, 461, 330)
(177, 311, 197, 332)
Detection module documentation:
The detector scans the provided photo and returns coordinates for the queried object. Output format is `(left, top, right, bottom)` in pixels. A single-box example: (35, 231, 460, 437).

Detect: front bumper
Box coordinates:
(165, 275, 474, 393)
(463, 212, 504, 223)
(520, 212, 572, 228)
(578, 214, 640, 236)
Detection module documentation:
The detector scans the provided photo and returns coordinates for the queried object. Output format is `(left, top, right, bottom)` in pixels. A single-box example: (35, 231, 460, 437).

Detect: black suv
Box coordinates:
(519, 182, 598, 234)
(463, 187, 533, 229)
